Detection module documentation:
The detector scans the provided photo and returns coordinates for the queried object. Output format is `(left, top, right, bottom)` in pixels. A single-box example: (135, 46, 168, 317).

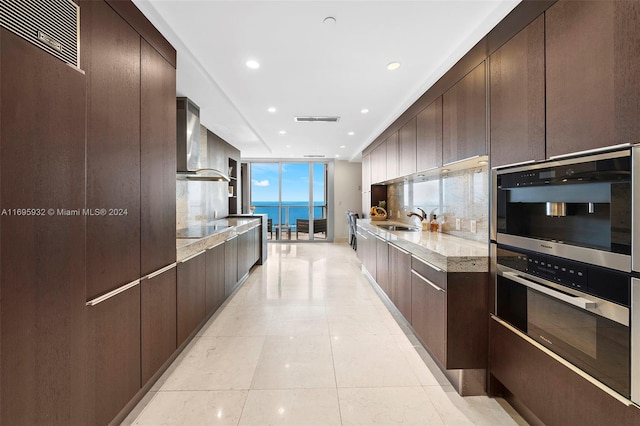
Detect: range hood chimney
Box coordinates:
(176, 97, 230, 181)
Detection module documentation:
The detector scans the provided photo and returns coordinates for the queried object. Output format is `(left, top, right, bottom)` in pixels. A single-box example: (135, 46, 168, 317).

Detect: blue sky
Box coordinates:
(251, 163, 325, 203)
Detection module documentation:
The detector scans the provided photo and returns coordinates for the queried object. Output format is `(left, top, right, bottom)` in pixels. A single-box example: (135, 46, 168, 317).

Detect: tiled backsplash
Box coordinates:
(387, 165, 488, 242)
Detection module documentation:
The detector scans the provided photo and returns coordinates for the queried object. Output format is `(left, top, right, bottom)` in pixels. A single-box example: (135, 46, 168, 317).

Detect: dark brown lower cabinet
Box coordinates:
(87, 286, 141, 426)
(411, 269, 446, 365)
(141, 267, 177, 385)
(237, 229, 251, 280)
(225, 236, 239, 296)
(490, 318, 640, 425)
(206, 242, 226, 315)
(376, 237, 390, 297)
(411, 257, 488, 369)
(177, 252, 206, 346)
(389, 244, 412, 322)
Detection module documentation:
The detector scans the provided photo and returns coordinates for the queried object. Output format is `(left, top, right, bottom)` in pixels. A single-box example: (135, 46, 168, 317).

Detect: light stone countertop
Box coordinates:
(176, 217, 262, 262)
(358, 220, 489, 273)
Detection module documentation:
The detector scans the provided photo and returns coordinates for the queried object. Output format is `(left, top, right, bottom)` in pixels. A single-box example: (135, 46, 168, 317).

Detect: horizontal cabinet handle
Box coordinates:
(411, 270, 445, 292)
(144, 263, 177, 280)
(374, 235, 386, 242)
(179, 250, 206, 263)
(503, 271, 596, 310)
(207, 241, 225, 250)
(389, 244, 410, 255)
(411, 255, 443, 273)
(86, 279, 140, 307)
(226, 235, 238, 242)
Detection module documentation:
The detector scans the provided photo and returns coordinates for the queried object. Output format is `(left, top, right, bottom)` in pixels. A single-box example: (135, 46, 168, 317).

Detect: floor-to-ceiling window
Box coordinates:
(250, 161, 330, 242)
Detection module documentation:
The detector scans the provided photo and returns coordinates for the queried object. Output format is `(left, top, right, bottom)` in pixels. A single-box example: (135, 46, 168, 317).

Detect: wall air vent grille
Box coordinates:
(294, 116, 340, 122)
(0, 0, 79, 67)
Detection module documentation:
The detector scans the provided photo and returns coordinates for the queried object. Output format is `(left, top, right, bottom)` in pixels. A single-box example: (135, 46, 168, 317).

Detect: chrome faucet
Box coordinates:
(407, 207, 427, 222)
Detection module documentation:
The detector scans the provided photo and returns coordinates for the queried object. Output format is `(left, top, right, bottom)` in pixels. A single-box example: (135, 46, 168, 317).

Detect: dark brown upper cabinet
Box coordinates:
(398, 117, 417, 176)
(416, 97, 443, 172)
(141, 39, 177, 276)
(371, 142, 387, 183)
(361, 153, 371, 191)
(489, 15, 545, 167)
(386, 132, 399, 179)
(546, 1, 640, 158)
(82, 0, 141, 299)
(442, 62, 487, 165)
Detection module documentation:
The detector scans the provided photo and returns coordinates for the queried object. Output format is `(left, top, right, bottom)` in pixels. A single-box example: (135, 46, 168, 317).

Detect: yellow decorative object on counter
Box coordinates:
(370, 206, 387, 221)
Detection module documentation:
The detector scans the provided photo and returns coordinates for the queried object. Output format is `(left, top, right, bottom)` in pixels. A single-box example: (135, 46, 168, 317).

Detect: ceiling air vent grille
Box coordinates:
(303, 154, 326, 158)
(294, 116, 340, 123)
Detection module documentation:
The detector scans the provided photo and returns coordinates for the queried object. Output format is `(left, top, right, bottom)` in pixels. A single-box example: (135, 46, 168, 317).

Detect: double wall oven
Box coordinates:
(491, 145, 640, 405)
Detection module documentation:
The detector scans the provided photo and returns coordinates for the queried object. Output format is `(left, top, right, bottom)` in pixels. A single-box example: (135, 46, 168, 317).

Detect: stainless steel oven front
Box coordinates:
(491, 145, 640, 405)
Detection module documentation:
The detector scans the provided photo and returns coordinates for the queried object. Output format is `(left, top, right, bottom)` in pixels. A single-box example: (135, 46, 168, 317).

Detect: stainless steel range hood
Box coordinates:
(176, 97, 230, 182)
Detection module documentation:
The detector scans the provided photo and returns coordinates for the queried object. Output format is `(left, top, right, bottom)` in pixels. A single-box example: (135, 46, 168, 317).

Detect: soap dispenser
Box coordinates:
(429, 214, 439, 232)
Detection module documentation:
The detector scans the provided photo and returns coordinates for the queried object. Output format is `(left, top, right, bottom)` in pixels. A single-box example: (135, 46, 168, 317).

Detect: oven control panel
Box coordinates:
(497, 245, 630, 306)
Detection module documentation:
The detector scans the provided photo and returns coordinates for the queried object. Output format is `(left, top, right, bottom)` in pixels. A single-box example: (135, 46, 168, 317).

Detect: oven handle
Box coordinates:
(503, 271, 597, 309)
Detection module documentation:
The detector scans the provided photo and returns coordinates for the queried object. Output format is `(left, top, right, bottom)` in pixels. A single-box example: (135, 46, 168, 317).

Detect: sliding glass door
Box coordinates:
(250, 162, 328, 242)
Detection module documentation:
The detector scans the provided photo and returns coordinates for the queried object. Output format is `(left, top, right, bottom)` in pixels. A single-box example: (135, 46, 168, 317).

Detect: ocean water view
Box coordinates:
(252, 201, 326, 228)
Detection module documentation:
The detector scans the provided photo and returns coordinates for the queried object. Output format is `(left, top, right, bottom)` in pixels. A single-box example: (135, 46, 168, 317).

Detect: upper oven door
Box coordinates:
(493, 148, 632, 272)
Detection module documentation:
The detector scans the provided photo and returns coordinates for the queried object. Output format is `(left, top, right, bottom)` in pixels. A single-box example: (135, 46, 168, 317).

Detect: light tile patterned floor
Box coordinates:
(122, 243, 527, 426)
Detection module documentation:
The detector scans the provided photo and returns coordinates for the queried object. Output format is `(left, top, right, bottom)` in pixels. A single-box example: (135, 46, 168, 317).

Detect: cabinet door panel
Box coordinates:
(225, 236, 239, 296)
(82, 0, 141, 299)
(141, 39, 176, 276)
(141, 267, 177, 384)
(399, 117, 417, 176)
(389, 245, 412, 322)
(0, 29, 87, 426)
(376, 238, 390, 296)
(386, 133, 399, 179)
(87, 286, 141, 426)
(546, 1, 640, 157)
(177, 253, 206, 345)
(443, 62, 487, 164)
(206, 243, 226, 314)
(362, 154, 371, 191)
(371, 143, 387, 183)
(411, 272, 445, 366)
(416, 97, 443, 172)
(490, 15, 545, 167)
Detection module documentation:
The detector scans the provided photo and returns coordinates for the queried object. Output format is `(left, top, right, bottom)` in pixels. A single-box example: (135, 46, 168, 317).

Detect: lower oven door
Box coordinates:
(497, 269, 630, 398)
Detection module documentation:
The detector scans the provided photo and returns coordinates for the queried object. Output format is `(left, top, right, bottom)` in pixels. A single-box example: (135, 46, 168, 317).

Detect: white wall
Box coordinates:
(333, 160, 362, 242)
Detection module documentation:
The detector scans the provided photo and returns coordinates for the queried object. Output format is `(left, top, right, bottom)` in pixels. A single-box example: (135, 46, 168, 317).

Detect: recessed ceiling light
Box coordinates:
(335, 154, 340, 158)
(286, 145, 291, 148)
(360, 109, 369, 114)
(387, 62, 401, 71)
(347, 131, 355, 136)
(340, 145, 346, 149)
(246, 60, 260, 69)
(279, 130, 286, 135)
(267, 107, 277, 113)
(323, 16, 336, 26)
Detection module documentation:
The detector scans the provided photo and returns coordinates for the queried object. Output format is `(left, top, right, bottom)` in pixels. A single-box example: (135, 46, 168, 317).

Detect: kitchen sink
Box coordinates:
(376, 224, 420, 232)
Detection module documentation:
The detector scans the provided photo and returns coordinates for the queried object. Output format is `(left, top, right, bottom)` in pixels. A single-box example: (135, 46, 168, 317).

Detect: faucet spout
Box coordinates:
(407, 208, 427, 222)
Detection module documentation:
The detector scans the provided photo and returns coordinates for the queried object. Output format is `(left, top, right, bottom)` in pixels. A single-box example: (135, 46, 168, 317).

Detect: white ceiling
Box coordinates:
(133, 0, 521, 162)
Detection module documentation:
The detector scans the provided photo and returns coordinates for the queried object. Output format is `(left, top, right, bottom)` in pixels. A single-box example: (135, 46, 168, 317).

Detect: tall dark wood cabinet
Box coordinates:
(442, 62, 487, 164)
(82, 0, 142, 300)
(141, 267, 177, 384)
(87, 287, 141, 426)
(489, 15, 545, 167)
(398, 117, 417, 176)
(416, 97, 443, 172)
(141, 39, 177, 276)
(546, 1, 640, 157)
(0, 29, 88, 426)
(177, 253, 207, 346)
